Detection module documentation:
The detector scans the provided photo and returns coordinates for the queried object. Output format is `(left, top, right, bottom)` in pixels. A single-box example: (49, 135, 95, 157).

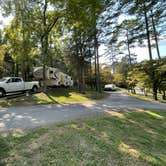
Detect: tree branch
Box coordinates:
(47, 16, 59, 34)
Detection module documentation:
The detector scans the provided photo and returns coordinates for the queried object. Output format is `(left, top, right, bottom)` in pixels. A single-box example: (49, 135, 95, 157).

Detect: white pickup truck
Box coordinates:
(0, 77, 40, 97)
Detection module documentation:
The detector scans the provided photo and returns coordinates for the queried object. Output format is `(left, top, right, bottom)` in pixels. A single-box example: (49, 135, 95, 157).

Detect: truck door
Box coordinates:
(6, 78, 17, 92)
(15, 78, 24, 91)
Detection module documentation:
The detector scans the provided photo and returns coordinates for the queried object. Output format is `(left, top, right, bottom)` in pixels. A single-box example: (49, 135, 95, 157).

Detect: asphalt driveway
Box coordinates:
(0, 91, 166, 133)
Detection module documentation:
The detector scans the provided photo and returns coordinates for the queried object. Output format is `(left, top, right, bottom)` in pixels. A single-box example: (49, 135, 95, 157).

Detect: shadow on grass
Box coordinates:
(0, 88, 73, 107)
(46, 88, 71, 98)
(45, 93, 59, 104)
(1, 110, 166, 165)
(83, 90, 109, 100)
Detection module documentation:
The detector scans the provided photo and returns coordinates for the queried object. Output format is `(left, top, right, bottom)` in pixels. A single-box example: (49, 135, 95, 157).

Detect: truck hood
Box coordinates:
(0, 82, 6, 86)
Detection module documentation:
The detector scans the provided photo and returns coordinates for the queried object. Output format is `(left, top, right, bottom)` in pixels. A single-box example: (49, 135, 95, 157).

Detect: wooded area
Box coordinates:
(0, 0, 166, 100)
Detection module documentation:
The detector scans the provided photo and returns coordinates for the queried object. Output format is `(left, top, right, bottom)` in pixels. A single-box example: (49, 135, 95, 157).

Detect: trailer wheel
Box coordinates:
(0, 88, 6, 97)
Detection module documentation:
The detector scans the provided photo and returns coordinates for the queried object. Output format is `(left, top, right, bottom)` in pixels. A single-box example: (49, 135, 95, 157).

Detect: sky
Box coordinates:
(99, 40, 166, 63)
(0, 13, 166, 63)
(98, 14, 166, 63)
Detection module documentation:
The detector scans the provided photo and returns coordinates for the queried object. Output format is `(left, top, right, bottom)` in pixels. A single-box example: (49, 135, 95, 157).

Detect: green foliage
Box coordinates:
(113, 73, 126, 88)
(126, 58, 166, 99)
(0, 0, 165, 94)
(127, 70, 138, 91)
(100, 66, 114, 85)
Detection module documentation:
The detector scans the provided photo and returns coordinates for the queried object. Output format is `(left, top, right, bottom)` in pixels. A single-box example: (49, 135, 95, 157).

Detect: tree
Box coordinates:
(1, 0, 63, 84)
(100, 65, 114, 85)
(120, 0, 166, 61)
(63, 0, 105, 93)
(116, 19, 139, 65)
(111, 56, 130, 88)
(139, 59, 166, 100)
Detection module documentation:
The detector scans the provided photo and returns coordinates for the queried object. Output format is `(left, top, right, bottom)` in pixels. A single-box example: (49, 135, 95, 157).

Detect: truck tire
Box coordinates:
(0, 88, 6, 97)
(31, 86, 38, 93)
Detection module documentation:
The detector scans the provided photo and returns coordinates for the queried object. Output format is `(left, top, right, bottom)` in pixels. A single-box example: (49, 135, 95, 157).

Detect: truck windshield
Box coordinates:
(0, 78, 7, 82)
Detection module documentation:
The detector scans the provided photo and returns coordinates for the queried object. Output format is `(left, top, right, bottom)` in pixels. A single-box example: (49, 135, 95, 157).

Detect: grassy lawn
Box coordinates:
(127, 92, 166, 103)
(0, 110, 166, 166)
(0, 89, 108, 107)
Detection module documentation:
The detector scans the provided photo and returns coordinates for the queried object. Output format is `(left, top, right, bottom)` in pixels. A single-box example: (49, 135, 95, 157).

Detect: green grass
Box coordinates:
(127, 92, 166, 103)
(0, 89, 108, 107)
(0, 110, 166, 166)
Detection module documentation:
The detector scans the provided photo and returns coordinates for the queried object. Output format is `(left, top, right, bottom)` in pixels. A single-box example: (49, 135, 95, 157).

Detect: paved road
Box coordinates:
(0, 91, 166, 133)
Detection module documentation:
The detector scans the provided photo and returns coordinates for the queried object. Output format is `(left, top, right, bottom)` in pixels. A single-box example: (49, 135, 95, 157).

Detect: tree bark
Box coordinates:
(151, 10, 161, 59)
(42, 0, 48, 92)
(79, 40, 85, 93)
(89, 54, 93, 89)
(94, 44, 97, 91)
(144, 3, 153, 61)
(162, 91, 166, 100)
(15, 63, 19, 77)
(94, 27, 101, 92)
(41, 0, 59, 92)
(126, 30, 132, 65)
(92, 1, 101, 92)
(81, 56, 85, 93)
(153, 85, 158, 100)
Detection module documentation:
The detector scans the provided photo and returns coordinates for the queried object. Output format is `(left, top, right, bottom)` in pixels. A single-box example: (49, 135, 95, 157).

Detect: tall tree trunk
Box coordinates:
(78, 57, 84, 93)
(94, 27, 101, 92)
(79, 42, 85, 93)
(153, 85, 158, 100)
(94, 46, 97, 91)
(20, 0, 25, 80)
(144, 3, 153, 61)
(92, 1, 101, 92)
(81, 56, 85, 93)
(15, 63, 19, 77)
(40, 0, 58, 92)
(75, 43, 81, 92)
(42, 34, 48, 92)
(89, 54, 93, 89)
(126, 30, 132, 65)
(162, 91, 166, 100)
(96, 41, 101, 92)
(143, 4, 158, 100)
(42, 0, 48, 92)
(151, 10, 161, 59)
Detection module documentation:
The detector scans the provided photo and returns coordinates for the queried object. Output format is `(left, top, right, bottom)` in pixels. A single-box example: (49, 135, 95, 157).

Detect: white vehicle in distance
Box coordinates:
(104, 84, 116, 91)
(0, 77, 40, 97)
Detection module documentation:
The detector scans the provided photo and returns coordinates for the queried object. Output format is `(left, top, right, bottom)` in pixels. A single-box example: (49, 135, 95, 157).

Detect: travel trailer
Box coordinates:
(33, 66, 73, 87)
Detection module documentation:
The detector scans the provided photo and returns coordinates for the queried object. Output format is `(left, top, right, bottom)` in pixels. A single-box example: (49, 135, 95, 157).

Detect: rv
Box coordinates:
(33, 66, 73, 87)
